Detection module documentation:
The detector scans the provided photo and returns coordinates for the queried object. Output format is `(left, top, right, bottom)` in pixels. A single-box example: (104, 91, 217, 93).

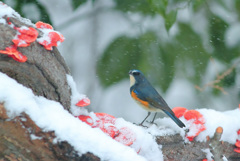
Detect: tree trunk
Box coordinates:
(0, 12, 240, 161)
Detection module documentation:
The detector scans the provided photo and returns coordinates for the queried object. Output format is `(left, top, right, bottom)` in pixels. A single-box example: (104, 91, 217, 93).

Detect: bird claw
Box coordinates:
(138, 123, 149, 128)
(184, 128, 190, 133)
(146, 120, 157, 126)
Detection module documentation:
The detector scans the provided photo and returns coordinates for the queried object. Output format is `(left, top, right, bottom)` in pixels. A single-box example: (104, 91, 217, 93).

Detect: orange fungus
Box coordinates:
(12, 27, 38, 47)
(172, 107, 188, 118)
(75, 97, 90, 107)
(0, 45, 27, 62)
(35, 21, 53, 29)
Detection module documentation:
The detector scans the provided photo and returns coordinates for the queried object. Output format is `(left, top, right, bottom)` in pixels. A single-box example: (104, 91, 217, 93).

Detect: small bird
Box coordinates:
(129, 69, 185, 128)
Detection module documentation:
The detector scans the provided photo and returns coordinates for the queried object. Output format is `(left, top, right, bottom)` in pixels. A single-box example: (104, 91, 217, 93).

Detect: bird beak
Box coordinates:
(129, 70, 132, 75)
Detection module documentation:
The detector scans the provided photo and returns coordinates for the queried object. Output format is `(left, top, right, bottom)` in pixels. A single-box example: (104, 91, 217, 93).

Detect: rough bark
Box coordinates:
(0, 13, 240, 161)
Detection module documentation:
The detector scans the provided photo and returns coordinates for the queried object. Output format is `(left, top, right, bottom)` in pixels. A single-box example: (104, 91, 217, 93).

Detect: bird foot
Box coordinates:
(138, 123, 149, 128)
(184, 128, 189, 133)
(146, 120, 157, 126)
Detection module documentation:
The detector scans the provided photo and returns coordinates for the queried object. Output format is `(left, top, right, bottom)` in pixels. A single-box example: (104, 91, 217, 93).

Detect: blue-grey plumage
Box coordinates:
(129, 69, 185, 128)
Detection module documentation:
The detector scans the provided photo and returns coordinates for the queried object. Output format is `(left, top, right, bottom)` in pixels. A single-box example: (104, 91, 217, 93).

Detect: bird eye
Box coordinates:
(133, 71, 140, 75)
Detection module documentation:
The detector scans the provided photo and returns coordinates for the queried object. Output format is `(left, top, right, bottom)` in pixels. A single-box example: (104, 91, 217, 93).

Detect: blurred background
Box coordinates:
(3, 0, 240, 123)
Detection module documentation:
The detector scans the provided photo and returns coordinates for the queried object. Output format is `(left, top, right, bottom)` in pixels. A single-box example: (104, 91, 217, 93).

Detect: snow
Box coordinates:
(67, 74, 89, 116)
(0, 2, 32, 26)
(222, 155, 228, 161)
(202, 148, 213, 161)
(30, 134, 42, 140)
(0, 2, 20, 18)
(36, 28, 52, 44)
(0, 18, 6, 24)
(114, 119, 163, 160)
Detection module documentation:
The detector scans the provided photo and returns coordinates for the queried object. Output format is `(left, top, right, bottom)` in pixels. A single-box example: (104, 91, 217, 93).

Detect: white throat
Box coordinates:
(129, 75, 136, 87)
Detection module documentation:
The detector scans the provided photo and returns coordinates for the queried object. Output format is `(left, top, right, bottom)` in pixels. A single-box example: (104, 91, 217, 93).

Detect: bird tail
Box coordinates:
(164, 110, 185, 128)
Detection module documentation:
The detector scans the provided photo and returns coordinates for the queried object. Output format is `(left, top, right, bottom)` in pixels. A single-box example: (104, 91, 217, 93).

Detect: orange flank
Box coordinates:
(131, 90, 149, 107)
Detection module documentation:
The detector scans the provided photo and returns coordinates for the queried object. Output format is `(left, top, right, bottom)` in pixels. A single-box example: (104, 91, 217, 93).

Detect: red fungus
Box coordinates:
(36, 21, 65, 51)
(0, 45, 27, 62)
(93, 113, 120, 138)
(202, 159, 214, 161)
(35, 21, 53, 29)
(77, 115, 94, 126)
(75, 97, 90, 107)
(172, 107, 188, 118)
(114, 127, 136, 146)
(184, 110, 206, 141)
(99, 124, 120, 138)
(234, 148, 240, 153)
(187, 136, 194, 142)
(235, 140, 240, 148)
(76, 112, 137, 146)
(184, 110, 205, 124)
(95, 113, 116, 124)
(12, 27, 38, 47)
(7, 17, 11, 25)
(38, 31, 64, 50)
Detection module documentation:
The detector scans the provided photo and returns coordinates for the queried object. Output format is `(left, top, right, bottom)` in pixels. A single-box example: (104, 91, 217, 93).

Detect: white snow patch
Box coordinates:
(0, 18, 6, 24)
(67, 74, 89, 116)
(114, 119, 163, 161)
(0, 2, 20, 18)
(202, 148, 213, 161)
(222, 155, 228, 161)
(0, 2, 32, 26)
(20, 117, 27, 122)
(30, 134, 42, 140)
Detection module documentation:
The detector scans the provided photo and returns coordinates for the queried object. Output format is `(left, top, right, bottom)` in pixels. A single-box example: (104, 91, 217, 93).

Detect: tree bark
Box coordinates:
(0, 13, 240, 161)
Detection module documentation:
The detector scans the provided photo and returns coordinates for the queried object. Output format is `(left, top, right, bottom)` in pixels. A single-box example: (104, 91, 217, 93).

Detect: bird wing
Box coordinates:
(134, 84, 174, 114)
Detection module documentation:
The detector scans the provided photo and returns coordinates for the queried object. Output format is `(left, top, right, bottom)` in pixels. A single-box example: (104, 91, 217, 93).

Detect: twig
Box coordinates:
(209, 127, 224, 161)
(195, 59, 238, 94)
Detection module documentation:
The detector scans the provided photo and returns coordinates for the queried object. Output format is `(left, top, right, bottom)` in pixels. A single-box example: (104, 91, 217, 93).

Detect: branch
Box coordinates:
(195, 58, 237, 94)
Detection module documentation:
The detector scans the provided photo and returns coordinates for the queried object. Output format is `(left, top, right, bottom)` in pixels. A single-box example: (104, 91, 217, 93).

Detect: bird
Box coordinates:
(129, 69, 185, 128)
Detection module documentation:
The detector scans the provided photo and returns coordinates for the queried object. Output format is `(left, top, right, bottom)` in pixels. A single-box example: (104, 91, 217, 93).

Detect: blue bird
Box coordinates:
(129, 69, 185, 128)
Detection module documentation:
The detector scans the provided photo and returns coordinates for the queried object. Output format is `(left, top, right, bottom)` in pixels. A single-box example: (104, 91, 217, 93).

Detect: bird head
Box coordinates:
(129, 69, 146, 87)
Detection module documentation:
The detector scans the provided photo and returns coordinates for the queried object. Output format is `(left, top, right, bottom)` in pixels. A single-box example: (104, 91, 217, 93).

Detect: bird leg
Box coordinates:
(151, 112, 157, 124)
(140, 112, 151, 125)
